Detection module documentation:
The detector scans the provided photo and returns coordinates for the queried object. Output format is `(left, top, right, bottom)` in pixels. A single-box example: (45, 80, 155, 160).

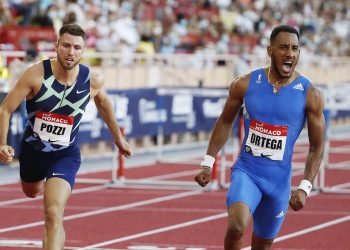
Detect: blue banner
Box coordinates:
(9, 84, 348, 154)
(8, 87, 229, 149)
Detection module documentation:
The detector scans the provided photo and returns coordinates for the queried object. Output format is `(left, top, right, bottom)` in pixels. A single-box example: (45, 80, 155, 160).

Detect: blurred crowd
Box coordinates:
(0, 0, 350, 58)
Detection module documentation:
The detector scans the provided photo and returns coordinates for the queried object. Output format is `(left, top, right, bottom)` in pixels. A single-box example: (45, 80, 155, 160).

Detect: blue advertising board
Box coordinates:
(7, 87, 229, 151)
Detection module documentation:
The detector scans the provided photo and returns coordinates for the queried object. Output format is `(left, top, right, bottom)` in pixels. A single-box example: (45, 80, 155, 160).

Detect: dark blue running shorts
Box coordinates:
(19, 140, 81, 189)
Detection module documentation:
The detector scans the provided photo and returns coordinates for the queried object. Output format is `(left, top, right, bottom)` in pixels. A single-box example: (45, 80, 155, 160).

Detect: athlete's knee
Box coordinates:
(23, 190, 40, 198)
(21, 180, 44, 198)
(44, 204, 64, 227)
(226, 225, 245, 240)
(226, 217, 247, 240)
(226, 203, 251, 240)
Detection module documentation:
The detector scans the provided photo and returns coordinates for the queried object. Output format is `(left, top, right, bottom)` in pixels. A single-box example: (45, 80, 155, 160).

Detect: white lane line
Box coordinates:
(78, 190, 349, 249)
(0, 239, 41, 246)
(0, 167, 202, 207)
(275, 214, 350, 242)
(242, 214, 350, 250)
(0, 240, 124, 250)
(79, 213, 227, 249)
(0, 184, 109, 207)
(0, 190, 202, 233)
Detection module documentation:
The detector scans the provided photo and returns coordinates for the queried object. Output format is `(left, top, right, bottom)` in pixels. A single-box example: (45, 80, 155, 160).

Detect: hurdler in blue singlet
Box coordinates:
(227, 68, 311, 239)
(19, 59, 91, 188)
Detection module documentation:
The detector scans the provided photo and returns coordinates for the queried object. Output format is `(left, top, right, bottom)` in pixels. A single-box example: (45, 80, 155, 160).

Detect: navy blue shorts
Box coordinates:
(226, 157, 292, 239)
(19, 140, 81, 189)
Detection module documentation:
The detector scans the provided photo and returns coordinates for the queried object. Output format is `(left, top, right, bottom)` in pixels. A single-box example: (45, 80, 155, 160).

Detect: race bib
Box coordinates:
(33, 112, 74, 146)
(245, 119, 288, 160)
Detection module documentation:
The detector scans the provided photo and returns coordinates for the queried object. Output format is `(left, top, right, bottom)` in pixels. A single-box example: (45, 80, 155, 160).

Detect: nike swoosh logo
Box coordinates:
(76, 89, 88, 94)
(48, 139, 59, 143)
(52, 173, 65, 176)
(261, 153, 273, 157)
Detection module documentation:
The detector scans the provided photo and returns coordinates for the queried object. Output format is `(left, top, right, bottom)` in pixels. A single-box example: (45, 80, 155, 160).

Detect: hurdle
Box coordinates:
(316, 83, 350, 194)
(76, 87, 230, 191)
(107, 127, 219, 191)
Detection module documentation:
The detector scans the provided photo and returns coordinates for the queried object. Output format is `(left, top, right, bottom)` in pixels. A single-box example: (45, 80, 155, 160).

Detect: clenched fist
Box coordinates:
(289, 189, 307, 211)
(194, 168, 212, 187)
(0, 145, 15, 164)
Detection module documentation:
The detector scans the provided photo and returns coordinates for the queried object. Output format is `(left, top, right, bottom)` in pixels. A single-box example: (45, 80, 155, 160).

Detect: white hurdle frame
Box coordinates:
(317, 123, 350, 194)
(75, 87, 229, 191)
(76, 137, 210, 191)
(316, 83, 350, 194)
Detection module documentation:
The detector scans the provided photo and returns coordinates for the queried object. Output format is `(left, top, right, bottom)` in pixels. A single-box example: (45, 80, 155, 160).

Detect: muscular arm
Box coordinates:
(194, 75, 248, 187)
(304, 85, 325, 183)
(0, 63, 41, 162)
(206, 75, 248, 157)
(289, 84, 325, 211)
(90, 73, 132, 157)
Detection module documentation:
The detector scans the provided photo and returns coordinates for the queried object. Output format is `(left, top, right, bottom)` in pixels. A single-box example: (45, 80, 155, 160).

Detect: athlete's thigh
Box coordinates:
(252, 180, 291, 239)
(46, 145, 81, 190)
(44, 178, 72, 211)
(226, 167, 262, 213)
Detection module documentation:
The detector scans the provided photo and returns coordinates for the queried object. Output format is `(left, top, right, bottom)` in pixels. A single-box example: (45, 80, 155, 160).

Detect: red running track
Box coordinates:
(0, 140, 349, 249)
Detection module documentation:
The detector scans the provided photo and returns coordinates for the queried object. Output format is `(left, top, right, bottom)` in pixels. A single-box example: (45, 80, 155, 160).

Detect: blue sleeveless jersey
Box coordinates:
(239, 68, 311, 166)
(23, 59, 91, 152)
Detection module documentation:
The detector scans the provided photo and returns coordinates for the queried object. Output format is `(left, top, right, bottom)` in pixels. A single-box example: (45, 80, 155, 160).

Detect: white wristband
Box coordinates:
(298, 179, 312, 196)
(200, 155, 215, 171)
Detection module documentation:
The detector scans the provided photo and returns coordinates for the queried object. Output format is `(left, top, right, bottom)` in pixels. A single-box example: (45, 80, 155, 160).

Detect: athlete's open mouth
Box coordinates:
(282, 62, 292, 72)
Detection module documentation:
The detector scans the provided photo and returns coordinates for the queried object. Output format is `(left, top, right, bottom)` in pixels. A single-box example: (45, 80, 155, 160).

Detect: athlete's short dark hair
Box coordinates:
(270, 25, 299, 44)
(59, 23, 86, 41)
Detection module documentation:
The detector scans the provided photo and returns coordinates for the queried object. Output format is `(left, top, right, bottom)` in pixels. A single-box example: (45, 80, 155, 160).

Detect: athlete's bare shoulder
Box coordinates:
(228, 72, 251, 99)
(306, 83, 324, 112)
(21, 60, 44, 82)
(294, 70, 322, 105)
(14, 60, 44, 98)
(89, 70, 105, 99)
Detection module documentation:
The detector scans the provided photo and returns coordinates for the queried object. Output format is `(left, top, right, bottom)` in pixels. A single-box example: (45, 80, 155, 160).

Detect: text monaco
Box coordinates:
(42, 115, 69, 124)
(254, 126, 283, 136)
